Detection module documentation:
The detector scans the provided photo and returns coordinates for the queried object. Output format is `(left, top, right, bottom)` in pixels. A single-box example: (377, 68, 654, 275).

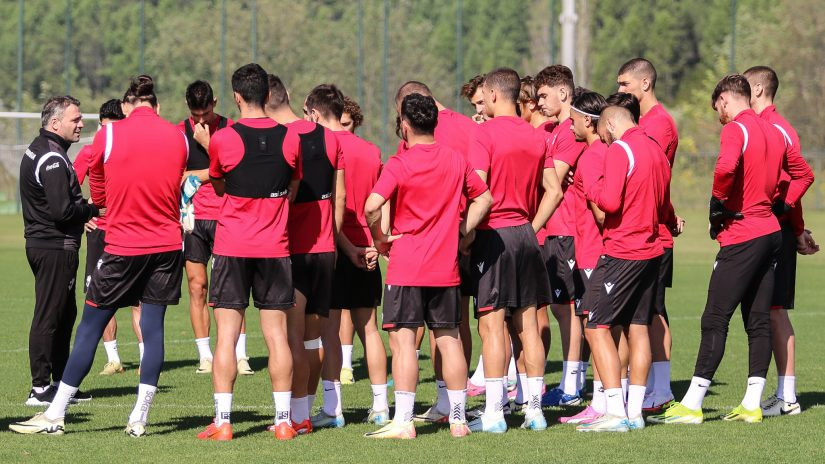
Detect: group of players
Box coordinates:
(11, 56, 817, 439)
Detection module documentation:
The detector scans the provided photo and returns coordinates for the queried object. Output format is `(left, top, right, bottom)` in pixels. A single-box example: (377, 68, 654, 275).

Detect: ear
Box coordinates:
(753, 82, 763, 98)
(155, 102, 161, 116)
(641, 78, 650, 92)
(559, 86, 568, 102)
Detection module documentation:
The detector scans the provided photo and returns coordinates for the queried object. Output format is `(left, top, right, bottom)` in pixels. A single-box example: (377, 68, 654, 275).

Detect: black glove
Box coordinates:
(709, 196, 743, 240)
(771, 199, 791, 217)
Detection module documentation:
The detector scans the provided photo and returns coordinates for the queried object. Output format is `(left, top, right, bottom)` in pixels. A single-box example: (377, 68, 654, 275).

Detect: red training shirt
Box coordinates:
(573, 140, 608, 270)
(74, 143, 107, 230)
(588, 126, 668, 260)
(209, 117, 301, 258)
(640, 104, 679, 249)
(177, 116, 234, 221)
(285, 119, 343, 255)
(468, 116, 548, 230)
(534, 119, 556, 243)
(758, 105, 815, 236)
(372, 142, 488, 286)
(544, 118, 587, 238)
(87, 106, 188, 255)
(336, 130, 382, 247)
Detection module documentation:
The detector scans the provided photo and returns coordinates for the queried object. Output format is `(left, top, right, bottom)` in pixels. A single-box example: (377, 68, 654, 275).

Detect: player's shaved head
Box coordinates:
(484, 68, 520, 103)
(396, 81, 432, 105)
(711, 74, 751, 110)
(618, 58, 657, 89)
(605, 92, 640, 123)
(601, 105, 635, 124)
(743, 65, 779, 99)
(266, 74, 290, 110)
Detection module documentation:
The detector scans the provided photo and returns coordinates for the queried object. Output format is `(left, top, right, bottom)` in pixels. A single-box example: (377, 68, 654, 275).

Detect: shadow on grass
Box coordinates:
(797, 391, 825, 410)
(84, 385, 171, 400)
(151, 410, 273, 437)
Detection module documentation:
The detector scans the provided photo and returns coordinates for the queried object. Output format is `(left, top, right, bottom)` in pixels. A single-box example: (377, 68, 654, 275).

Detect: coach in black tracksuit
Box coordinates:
(19, 96, 100, 406)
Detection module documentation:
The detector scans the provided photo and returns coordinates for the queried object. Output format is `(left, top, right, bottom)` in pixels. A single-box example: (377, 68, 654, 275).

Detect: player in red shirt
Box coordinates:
(744, 66, 817, 417)
(534, 65, 589, 406)
(651, 75, 784, 425)
(392, 81, 482, 423)
(461, 74, 487, 123)
(577, 97, 669, 433)
(466, 68, 562, 433)
(363, 93, 492, 439)
(73, 99, 144, 377)
(12, 75, 188, 437)
(617, 58, 684, 412)
(176, 80, 253, 376)
(558, 90, 610, 425)
(197, 64, 302, 441)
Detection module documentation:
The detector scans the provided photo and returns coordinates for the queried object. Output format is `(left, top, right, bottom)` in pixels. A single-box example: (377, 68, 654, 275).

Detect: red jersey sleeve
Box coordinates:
(780, 135, 814, 207)
(594, 143, 629, 214)
(88, 128, 107, 207)
(208, 130, 226, 179)
(283, 127, 303, 181)
(371, 158, 399, 200)
(463, 160, 488, 200)
(468, 126, 493, 174)
(73, 146, 91, 185)
(552, 130, 582, 166)
(788, 202, 805, 236)
(581, 155, 604, 202)
(712, 123, 745, 200)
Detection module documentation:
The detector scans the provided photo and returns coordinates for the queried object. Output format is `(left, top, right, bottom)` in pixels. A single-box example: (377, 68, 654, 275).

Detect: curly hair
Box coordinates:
(342, 96, 364, 130)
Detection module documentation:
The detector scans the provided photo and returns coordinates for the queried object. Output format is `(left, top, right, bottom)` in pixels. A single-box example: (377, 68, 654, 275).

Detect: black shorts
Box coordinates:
(209, 255, 294, 310)
(471, 224, 551, 316)
(84, 228, 106, 293)
(586, 254, 661, 329)
(184, 219, 216, 265)
(575, 267, 597, 317)
(543, 236, 583, 304)
(292, 252, 335, 317)
(86, 250, 184, 308)
(459, 253, 474, 297)
(382, 285, 461, 329)
(771, 223, 797, 310)
(331, 251, 382, 309)
(653, 247, 674, 320)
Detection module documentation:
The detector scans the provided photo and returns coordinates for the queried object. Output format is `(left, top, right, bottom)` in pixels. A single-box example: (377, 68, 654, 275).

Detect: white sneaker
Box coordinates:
(196, 358, 212, 374)
(9, 413, 65, 435)
(124, 421, 146, 437)
(761, 394, 801, 417)
(413, 404, 448, 423)
(236, 357, 254, 375)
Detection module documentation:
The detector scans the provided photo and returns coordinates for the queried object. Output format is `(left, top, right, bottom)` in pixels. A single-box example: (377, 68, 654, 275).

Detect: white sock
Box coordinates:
(393, 390, 415, 423)
(501, 376, 509, 409)
(515, 373, 528, 404)
(235, 333, 247, 360)
(507, 356, 517, 383)
(291, 396, 309, 424)
(104, 340, 121, 364)
(213, 392, 232, 426)
(469, 355, 485, 385)
(272, 391, 291, 425)
(416, 350, 420, 360)
(435, 380, 449, 414)
(653, 361, 672, 398)
(307, 394, 316, 412)
(681, 376, 711, 410)
(592, 380, 606, 414)
(526, 377, 544, 416)
(605, 387, 626, 418)
(138, 342, 145, 363)
(341, 345, 354, 370)
(195, 337, 212, 361)
(33, 385, 49, 394)
(620, 377, 628, 402)
(561, 361, 579, 395)
(44, 382, 78, 420)
(322, 380, 342, 416)
(578, 361, 589, 392)
(484, 378, 504, 418)
(742, 377, 766, 410)
(128, 383, 158, 425)
(626, 384, 646, 419)
(777, 375, 796, 403)
(446, 389, 466, 423)
(371, 384, 388, 412)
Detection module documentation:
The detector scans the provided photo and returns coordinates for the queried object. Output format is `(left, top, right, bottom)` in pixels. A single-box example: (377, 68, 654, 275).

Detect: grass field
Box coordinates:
(1, 210, 824, 463)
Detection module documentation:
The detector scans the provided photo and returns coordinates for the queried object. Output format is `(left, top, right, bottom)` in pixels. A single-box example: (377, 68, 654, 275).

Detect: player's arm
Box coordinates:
(366, 162, 402, 255)
(588, 200, 605, 228)
(780, 141, 814, 208)
(532, 167, 563, 233)
(593, 148, 627, 214)
(333, 168, 346, 236)
(208, 131, 226, 197)
(336, 231, 367, 270)
(711, 124, 744, 202)
(460, 166, 493, 236)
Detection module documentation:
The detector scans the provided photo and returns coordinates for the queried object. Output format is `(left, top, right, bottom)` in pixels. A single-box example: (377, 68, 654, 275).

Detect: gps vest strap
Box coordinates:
(294, 123, 335, 204)
(224, 123, 292, 199)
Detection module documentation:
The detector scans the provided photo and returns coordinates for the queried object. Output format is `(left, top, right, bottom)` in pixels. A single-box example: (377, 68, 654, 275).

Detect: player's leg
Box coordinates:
(511, 305, 548, 430)
(131, 305, 144, 366)
(339, 309, 356, 384)
(414, 326, 425, 361)
(316, 310, 344, 426)
(416, 327, 450, 422)
(260, 308, 297, 440)
(126, 302, 168, 435)
(286, 290, 310, 433)
(236, 317, 253, 375)
(645, 247, 674, 412)
(365, 327, 417, 439)
(100, 316, 122, 375)
(352, 306, 389, 423)
(186, 260, 213, 373)
(469, 308, 508, 432)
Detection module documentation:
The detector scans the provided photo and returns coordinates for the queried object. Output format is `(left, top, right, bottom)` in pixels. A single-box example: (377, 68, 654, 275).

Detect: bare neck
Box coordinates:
(640, 93, 660, 117)
(267, 106, 300, 124)
(750, 97, 773, 115)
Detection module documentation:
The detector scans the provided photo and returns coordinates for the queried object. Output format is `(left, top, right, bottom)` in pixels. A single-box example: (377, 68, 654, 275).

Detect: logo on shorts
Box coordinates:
(713, 261, 718, 270)
(772, 260, 778, 270)
(477, 261, 484, 273)
(68, 278, 75, 289)
(387, 285, 392, 291)
(96, 258, 103, 270)
(604, 282, 614, 294)
(584, 269, 593, 279)
(588, 310, 595, 321)
(575, 299, 581, 309)
(567, 259, 576, 270)
(554, 289, 561, 298)
(85, 275, 91, 288)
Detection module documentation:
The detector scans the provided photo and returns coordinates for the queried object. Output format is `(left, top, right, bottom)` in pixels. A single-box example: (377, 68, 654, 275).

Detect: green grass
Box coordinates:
(1, 211, 824, 463)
